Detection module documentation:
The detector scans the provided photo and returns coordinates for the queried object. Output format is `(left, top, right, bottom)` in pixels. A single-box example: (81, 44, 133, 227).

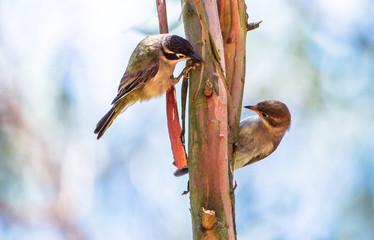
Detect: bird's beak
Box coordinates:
(191, 53, 204, 62)
(244, 105, 259, 114)
(244, 105, 255, 110)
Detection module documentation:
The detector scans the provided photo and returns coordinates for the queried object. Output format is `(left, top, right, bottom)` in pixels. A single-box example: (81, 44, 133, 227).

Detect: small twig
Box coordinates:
(181, 74, 188, 144)
(233, 181, 237, 191)
(246, 21, 262, 31)
(181, 180, 190, 195)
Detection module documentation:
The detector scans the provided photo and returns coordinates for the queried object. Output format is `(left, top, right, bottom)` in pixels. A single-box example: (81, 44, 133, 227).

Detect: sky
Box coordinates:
(0, 0, 374, 239)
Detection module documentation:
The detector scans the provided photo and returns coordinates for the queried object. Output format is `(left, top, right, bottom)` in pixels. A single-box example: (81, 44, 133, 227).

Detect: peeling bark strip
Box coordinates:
(166, 85, 188, 169)
(182, 0, 235, 239)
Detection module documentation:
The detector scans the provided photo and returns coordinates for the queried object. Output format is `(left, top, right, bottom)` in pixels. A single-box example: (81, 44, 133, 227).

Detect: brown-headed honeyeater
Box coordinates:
(233, 100, 291, 170)
(94, 34, 202, 139)
(174, 100, 291, 176)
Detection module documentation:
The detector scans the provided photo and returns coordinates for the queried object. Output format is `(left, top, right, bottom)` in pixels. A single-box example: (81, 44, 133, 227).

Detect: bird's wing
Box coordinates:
(112, 59, 159, 104)
(111, 35, 164, 105)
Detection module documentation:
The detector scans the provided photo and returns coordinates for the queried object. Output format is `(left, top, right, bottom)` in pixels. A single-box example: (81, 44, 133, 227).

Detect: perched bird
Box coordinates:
(174, 100, 291, 176)
(233, 100, 291, 170)
(94, 34, 202, 139)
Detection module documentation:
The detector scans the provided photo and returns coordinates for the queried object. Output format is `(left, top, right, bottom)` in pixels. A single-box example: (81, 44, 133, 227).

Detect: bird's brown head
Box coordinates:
(162, 35, 203, 62)
(245, 100, 291, 130)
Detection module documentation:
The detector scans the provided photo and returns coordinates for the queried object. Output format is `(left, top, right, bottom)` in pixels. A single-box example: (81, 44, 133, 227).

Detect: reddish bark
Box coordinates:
(182, 0, 235, 239)
(166, 85, 188, 169)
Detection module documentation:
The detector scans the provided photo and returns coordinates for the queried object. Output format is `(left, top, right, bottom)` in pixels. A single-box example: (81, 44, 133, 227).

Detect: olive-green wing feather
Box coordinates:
(111, 63, 159, 104)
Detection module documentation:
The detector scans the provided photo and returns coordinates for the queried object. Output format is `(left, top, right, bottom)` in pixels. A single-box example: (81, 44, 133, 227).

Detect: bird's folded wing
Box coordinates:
(111, 63, 159, 104)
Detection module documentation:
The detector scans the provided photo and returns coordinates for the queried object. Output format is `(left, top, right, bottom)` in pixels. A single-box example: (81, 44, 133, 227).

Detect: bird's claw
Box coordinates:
(182, 61, 200, 77)
(170, 61, 200, 85)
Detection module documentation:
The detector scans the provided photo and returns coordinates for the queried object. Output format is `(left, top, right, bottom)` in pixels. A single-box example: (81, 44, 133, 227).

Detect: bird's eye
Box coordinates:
(176, 53, 185, 58)
(261, 112, 268, 118)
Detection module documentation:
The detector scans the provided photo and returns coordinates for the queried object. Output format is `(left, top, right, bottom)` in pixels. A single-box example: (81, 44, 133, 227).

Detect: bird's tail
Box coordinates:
(94, 107, 120, 139)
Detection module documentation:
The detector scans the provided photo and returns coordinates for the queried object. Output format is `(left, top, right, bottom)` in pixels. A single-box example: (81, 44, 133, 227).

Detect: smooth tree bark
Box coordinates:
(181, 0, 249, 239)
(182, 0, 231, 239)
(157, 0, 256, 239)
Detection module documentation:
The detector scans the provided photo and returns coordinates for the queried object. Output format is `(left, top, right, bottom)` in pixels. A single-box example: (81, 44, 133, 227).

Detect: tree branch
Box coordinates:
(156, 0, 188, 170)
(156, 0, 169, 33)
(182, 0, 235, 239)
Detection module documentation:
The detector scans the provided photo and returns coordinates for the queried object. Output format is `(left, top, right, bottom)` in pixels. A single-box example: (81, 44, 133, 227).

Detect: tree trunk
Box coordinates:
(181, 0, 248, 239)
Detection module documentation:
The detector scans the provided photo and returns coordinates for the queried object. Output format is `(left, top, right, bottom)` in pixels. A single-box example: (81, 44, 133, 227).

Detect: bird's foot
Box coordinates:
(170, 61, 200, 85)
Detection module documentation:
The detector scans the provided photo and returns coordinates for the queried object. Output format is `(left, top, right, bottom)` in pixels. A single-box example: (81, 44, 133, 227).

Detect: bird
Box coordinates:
(174, 100, 291, 176)
(94, 34, 202, 139)
(233, 100, 291, 170)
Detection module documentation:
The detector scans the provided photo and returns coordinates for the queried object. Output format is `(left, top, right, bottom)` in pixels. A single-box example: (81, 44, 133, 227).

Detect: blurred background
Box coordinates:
(0, 0, 373, 239)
